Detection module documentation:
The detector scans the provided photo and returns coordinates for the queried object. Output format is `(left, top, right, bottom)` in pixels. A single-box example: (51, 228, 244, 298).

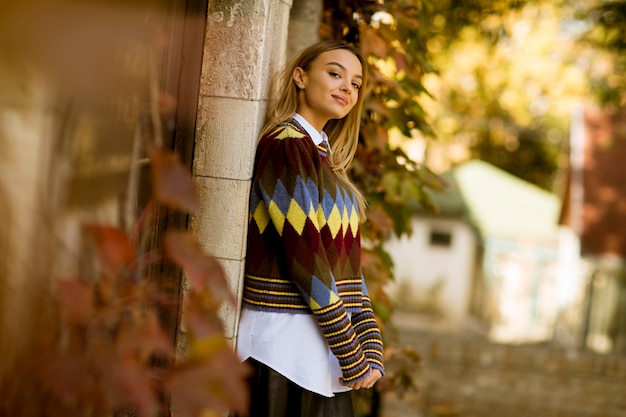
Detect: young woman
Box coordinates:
(235, 40, 384, 417)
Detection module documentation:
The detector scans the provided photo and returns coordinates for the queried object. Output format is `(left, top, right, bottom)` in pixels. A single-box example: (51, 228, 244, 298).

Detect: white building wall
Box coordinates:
(386, 216, 477, 320)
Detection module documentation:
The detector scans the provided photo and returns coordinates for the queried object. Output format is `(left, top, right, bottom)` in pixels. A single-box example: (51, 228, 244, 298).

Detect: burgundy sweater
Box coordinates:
(242, 120, 384, 383)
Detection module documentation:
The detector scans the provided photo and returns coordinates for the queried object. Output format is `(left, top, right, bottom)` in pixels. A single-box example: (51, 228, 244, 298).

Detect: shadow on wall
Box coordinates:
(0, 182, 8, 361)
(0, 139, 58, 382)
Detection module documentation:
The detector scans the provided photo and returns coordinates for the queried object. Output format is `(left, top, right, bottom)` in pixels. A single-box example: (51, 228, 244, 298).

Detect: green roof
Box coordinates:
(428, 160, 561, 242)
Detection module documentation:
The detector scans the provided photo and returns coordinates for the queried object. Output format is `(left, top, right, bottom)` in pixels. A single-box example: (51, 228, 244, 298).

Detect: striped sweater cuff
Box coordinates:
(314, 300, 370, 382)
(352, 298, 385, 376)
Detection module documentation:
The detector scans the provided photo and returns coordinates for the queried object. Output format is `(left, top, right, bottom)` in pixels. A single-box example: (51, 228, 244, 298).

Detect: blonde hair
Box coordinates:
(260, 41, 368, 219)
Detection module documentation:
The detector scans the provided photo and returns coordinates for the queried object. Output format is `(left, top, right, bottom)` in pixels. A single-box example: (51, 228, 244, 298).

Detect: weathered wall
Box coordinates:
(287, 0, 322, 59)
(0, 70, 56, 371)
(191, 0, 293, 344)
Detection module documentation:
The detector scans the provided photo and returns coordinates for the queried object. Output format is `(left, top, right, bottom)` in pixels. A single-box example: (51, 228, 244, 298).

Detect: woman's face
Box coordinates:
(293, 48, 363, 131)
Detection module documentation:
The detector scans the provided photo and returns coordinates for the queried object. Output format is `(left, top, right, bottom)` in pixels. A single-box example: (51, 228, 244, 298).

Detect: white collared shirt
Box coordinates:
(236, 113, 350, 397)
(291, 113, 331, 151)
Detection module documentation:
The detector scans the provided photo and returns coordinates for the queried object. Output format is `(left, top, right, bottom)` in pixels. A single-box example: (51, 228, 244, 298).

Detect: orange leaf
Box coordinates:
(164, 231, 234, 305)
(360, 27, 388, 58)
(185, 308, 225, 340)
(116, 309, 174, 361)
(39, 353, 94, 405)
(84, 224, 135, 270)
(366, 205, 394, 241)
(362, 122, 389, 151)
(97, 353, 158, 417)
(394, 52, 408, 73)
(57, 279, 94, 324)
(147, 143, 200, 213)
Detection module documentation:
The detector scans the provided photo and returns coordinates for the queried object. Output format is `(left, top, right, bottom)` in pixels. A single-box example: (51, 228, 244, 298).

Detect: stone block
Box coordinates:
(260, 0, 290, 79)
(216, 257, 245, 340)
(191, 176, 250, 261)
(193, 96, 264, 180)
(200, 0, 293, 101)
(201, 0, 267, 100)
(286, 0, 321, 59)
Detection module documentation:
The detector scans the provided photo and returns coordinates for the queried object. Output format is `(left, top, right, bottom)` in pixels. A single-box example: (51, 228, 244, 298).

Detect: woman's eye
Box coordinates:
(352, 83, 361, 90)
(329, 72, 340, 78)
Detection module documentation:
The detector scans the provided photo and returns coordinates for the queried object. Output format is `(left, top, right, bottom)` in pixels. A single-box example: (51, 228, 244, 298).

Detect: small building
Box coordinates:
(386, 159, 562, 343)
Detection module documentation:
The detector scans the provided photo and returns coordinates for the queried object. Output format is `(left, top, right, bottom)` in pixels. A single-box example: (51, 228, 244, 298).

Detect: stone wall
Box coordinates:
(190, 0, 293, 346)
(192, 0, 323, 346)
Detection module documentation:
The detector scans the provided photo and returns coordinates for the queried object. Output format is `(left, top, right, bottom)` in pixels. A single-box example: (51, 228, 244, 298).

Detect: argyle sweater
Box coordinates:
(243, 120, 384, 384)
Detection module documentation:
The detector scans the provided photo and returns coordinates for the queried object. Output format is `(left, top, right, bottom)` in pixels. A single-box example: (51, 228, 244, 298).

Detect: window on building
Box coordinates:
(429, 230, 453, 247)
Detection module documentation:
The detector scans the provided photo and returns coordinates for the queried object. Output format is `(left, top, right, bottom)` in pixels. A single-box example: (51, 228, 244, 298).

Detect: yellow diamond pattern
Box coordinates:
(276, 126, 306, 140)
(316, 205, 327, 229)
(341, 206, 350, 237)
(349, 206, 359, 236)
(252, 202, 270, 233)
(309, 292, 340, 311)
(268, 200, 286, 235)
(306, 202, 319, 231)
(286, 200, 307, 235)
(328, 292, 340, 304)
(310, 298, 322, 311)
(327, 205, 342, 238)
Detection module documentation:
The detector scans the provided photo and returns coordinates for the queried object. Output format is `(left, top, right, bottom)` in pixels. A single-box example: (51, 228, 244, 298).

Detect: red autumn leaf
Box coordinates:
(97, 353, 158, 417)
(184, 308, 225, 339)
(163, 231, 234, 305)
(360, 26, 389, 58)
(133, 249, 164, 272)
(84, 224, 135, 270)
(39, 353, 95, 405)
(116, 309, 174, 361)
(146, 143, 200, 213)
(373, 124, 389, 150)
(57, 279, 94, 324)
(158, 93, 177, 119)
(366, 205, 394, 241)
(361, 122, 389, 151)
(394, 51, 408, 73)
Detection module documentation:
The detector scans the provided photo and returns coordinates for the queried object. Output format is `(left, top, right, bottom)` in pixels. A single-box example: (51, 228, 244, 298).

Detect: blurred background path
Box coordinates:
(381, 311, 626, 417)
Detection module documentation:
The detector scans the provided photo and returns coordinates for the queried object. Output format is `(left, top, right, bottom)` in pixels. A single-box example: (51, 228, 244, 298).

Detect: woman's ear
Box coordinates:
(293, 67, 305, 89)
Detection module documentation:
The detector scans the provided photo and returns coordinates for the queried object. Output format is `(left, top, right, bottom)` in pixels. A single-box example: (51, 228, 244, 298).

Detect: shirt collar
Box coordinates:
(292, 113, 329, 146)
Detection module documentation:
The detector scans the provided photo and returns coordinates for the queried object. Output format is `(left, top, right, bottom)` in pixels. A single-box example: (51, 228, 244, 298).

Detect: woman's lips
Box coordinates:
(332, 94, 348, 106)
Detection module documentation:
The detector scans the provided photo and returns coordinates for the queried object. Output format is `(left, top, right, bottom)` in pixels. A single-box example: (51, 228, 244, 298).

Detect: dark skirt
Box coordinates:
(231, 358, 355, 417)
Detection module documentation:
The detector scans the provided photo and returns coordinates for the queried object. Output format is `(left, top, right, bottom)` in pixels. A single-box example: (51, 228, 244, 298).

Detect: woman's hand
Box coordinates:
(339, 368, 383, 390)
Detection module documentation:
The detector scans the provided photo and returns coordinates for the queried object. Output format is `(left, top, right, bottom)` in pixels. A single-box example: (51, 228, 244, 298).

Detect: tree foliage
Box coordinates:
(320, 2, 443, 409)
(326, 1, 626, 413)
(420, 0, 626, 187)
(424, 0, 592, 191)
(578, 0, 626, 107)
(321, 0, 572, 306)
(318, 1, 626, 412)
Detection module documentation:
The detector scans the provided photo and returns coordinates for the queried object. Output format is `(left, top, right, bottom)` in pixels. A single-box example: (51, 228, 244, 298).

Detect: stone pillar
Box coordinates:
(191, 0, 293, 345)
(287, 0, 321, 59)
